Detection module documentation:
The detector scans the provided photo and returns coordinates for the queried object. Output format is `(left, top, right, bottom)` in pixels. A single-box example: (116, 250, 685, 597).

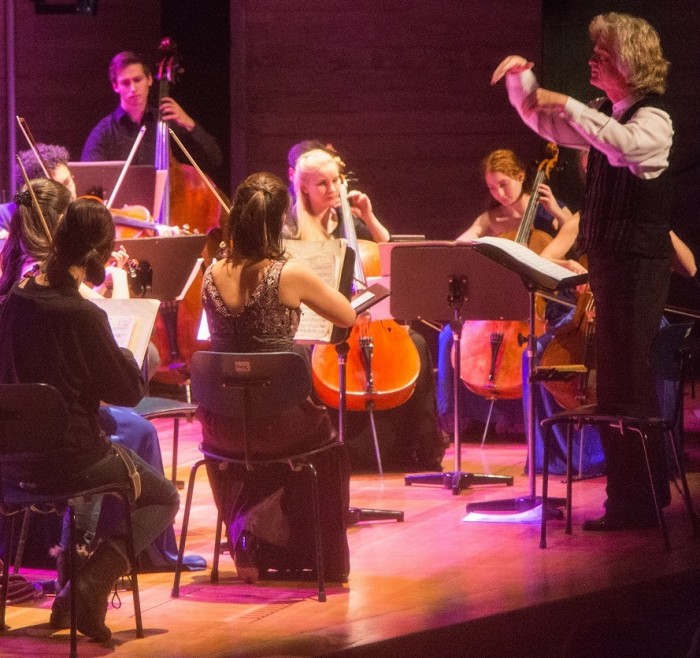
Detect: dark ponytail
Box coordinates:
(225, 172, 290, 261)
(44, 197, 115, 288)
(0, 178, 71, 296)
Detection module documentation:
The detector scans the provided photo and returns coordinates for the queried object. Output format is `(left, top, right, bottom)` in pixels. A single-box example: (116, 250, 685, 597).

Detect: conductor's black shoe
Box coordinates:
(582, 514, 658, 532)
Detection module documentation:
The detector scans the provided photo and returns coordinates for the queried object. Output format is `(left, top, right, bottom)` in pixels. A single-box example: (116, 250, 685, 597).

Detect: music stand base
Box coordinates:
(466, 495, 565, 519)
(405, 471, 514, 495)
(348, 506, 404, 524)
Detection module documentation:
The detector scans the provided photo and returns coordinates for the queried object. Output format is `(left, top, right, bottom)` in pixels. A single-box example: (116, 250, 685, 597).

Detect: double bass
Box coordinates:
(311, 176, 421, 413)
(148, 38, 227, 372)
(459, 143, 559, 402)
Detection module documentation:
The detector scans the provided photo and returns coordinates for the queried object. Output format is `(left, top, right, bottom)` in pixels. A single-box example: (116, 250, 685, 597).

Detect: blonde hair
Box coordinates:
(290, 148, 340, 241)
(290, 149, 340, 240)
(589, 12, 669, 95)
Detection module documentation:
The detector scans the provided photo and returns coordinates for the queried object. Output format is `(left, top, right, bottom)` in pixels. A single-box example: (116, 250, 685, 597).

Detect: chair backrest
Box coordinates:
(0, 383, 68, 453)
(190, 351, 312, 422)
(650, 322, 694, 381)
(0, 383, 70, 501)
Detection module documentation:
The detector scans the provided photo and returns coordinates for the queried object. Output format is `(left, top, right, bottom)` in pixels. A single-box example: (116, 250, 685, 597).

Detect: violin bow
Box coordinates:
(15, 154, 53, 244)
(106, 125, 147, 210)
(167, 127, 231, 215)
(15, 115, 51, 179)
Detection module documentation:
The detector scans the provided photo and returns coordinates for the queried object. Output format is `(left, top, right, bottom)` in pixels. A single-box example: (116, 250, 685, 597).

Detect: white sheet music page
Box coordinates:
(472, 236, 584, 289)
(283, 239, 348, 343)
(107, 315, 137, 349)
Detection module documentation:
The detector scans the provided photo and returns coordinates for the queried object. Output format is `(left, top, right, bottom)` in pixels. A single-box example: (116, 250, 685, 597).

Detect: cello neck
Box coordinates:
(338, 178, 367, 291)
(514, 169, 545, 245)
(515, 142, 559, 245)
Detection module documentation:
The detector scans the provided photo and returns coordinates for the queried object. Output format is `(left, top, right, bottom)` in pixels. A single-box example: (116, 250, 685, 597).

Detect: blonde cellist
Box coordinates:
(286, 143, 446, 473)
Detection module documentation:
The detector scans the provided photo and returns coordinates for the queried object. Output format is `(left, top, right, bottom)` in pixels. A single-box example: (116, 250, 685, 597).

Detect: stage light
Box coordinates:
(34, 0, 98, 15)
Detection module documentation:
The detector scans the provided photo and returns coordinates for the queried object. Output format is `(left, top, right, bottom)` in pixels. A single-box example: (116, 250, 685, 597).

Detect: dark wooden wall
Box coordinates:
(0, 0, 161, 194)
(232, 0, 545, 239)
(2, 1, 698, 262)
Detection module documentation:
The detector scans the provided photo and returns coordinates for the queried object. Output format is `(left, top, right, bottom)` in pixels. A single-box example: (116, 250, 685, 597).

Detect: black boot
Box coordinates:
(76, 541, 130, 642)
(51, 541, 129, 641)
(49, 543, 91, 630)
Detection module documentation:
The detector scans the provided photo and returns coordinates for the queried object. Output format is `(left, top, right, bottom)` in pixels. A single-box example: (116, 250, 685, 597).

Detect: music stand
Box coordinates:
(391, 242, 525, 494)
(117, 235, 208, 367)
(454, 239, 586, 515)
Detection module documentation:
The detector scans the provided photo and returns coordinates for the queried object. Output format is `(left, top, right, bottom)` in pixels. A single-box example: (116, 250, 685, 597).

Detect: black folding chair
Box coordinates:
(172, 351, 344, 602)
(0, 383, 143, 657)
(540, 323, 700, 550)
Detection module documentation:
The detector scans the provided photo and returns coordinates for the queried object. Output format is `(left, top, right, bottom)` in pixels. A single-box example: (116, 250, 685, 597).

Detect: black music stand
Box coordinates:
(325, 246, 403, 523)
(391, 242, 526, 495)
(117, 235, 208, 368)
(452, 239, 586, 516)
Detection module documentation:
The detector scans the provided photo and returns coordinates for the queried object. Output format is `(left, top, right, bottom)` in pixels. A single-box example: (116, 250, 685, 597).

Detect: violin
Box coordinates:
(459, 143, 559, 401)
(310, 173, 421, 413)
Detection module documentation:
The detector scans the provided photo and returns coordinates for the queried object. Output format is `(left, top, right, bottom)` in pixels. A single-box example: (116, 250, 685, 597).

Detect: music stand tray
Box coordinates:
(391, 242, 528, 494)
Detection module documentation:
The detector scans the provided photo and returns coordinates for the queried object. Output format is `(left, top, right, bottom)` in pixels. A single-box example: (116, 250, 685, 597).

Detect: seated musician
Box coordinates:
(0, 143, 75, 235)
(438, 148, 575, 442)
(456, 148, 575, 241)
(81, 50, 222, 177)
(285, 143, 447, 473)
(199, 171, 355, 584)
(0, 196, 179, 641)
(0, 171, 199, 576)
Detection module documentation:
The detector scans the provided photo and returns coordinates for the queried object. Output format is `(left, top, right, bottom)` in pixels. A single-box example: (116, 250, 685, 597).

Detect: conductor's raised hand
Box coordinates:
(491, 55, 533, 85)
(522, 88, 569, 115)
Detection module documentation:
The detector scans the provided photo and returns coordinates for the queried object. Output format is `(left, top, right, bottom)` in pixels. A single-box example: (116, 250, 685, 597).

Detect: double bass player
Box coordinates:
(81, 50, 222, 177)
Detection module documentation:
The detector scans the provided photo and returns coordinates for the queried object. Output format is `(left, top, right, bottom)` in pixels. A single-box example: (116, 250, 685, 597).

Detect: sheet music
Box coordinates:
(89, 298, 160, 367)
(107, 315, 137, 348)
(472, 236, 587, 290)
(474, 237, 575, 281)
(283, 239, 350, 343)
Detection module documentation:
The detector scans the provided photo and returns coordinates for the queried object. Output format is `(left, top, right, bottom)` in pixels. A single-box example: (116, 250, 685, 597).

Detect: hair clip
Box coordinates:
(14, 190, 32, 207)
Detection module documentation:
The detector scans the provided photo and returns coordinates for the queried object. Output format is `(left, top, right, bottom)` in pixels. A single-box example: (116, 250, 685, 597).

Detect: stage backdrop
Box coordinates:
(1, 1, 697, 261)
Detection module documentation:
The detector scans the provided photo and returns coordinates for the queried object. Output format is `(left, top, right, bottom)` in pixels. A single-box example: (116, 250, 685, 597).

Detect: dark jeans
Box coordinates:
(588, 251, 671, 520)
(61, 445, 179, 557)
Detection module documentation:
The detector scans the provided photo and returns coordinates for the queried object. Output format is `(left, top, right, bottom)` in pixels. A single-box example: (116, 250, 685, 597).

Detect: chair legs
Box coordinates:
(302, 462, 326, 602)
(12, 508, 32, 574)
(540, 418, 698, 552)
(172, 457, 329, 602)
(0, 511, 18, 633)
(665, 429, 700, 537)
(540, 426, 551, 549)
(631, 427, 670, 551)
(172, 459, 207, 597)
(0, 490, 142, 655)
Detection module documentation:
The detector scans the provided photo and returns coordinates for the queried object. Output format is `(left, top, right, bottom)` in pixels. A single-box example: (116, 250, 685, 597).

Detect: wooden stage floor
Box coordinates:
(3, 416, 700, 657)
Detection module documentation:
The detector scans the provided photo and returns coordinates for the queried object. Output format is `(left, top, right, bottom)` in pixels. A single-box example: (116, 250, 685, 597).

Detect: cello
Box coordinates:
(310, 176, 421, 415)
(538, 289, 596, 409)
(459, 144, 559, 405)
